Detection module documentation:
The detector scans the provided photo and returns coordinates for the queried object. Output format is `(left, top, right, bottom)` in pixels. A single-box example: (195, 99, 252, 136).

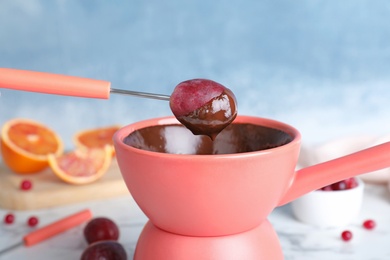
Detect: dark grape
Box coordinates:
(170, 79, 237, 139)
(84, 217, 119, 244)
(80, 241, 127, 260)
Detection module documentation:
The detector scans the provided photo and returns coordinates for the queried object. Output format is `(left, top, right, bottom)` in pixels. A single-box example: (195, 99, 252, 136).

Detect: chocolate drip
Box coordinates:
(176, 89, 237, 140)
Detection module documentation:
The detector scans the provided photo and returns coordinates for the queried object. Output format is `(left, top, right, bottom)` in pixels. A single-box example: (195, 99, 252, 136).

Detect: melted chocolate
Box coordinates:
(123, 123, 293, 155)
(176, 89, 237, 140)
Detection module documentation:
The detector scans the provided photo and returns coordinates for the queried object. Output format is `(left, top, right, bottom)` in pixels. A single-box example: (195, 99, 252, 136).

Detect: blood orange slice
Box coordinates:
(1, 118, 63, 174)
(73, 125, 120, 156)
(48, 146, 112, 185)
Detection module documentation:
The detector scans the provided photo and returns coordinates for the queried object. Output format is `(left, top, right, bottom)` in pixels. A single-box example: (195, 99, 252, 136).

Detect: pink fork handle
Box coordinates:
(0, 68, 111, 99)
(24, 209, 92, 246)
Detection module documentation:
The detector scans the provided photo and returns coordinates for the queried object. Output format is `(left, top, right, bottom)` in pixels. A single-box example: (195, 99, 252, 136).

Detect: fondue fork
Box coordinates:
(0, 68, 171, 101)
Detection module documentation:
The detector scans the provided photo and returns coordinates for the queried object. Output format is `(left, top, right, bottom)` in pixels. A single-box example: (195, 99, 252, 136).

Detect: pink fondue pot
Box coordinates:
(113, 116, 390, 260)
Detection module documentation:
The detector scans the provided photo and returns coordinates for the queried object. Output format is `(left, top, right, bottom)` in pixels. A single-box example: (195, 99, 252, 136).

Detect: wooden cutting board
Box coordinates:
(0, 159, 130, 210)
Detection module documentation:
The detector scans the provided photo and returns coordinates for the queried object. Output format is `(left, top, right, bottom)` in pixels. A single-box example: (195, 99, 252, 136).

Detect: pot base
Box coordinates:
(134, 220, 283, 260)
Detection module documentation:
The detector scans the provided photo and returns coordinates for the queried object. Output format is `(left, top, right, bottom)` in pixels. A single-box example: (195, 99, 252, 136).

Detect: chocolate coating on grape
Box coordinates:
(170, 79, 237, 140)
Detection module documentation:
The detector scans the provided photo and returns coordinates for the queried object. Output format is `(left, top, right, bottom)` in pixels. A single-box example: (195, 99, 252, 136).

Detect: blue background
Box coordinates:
(1, 0, 390, 149)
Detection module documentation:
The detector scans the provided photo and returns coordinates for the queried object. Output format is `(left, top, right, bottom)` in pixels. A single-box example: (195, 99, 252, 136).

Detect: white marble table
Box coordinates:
(1, 183, 389, 260)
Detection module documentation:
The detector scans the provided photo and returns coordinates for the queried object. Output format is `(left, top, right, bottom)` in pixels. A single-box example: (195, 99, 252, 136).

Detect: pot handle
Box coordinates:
(278, 141, 390, 206)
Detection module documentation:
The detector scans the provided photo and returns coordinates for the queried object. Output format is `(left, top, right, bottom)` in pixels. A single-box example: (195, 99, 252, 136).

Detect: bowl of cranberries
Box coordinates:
(291, 177, 364, 228)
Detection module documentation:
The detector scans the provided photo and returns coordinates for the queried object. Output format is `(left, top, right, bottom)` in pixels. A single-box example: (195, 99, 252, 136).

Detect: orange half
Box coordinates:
(48, 146, 112, 185)
(73, 125, 120, 156)
(1, 118, 63, 174)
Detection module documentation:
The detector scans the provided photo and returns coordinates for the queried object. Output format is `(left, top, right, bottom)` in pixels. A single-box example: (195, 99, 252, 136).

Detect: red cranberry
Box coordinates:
(320, 185, 333, 191)
(4, 213, 15, 224)
(20, 180, 32, 191)
(345, 178, 358, 189)
(27, 216, 39, 227)
(341, 230, 353, 241)
(320, 178, 359, 191)
(363, 219, 376, 230)
(331, 180, 347, 191)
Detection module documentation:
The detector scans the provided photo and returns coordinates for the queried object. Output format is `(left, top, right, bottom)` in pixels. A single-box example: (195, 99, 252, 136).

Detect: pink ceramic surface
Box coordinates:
(134, 220, 283, 260)
(113, 116, 390, 237)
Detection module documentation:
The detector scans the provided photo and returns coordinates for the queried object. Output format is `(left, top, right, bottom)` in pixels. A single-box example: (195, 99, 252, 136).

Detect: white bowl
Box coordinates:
(298, 135, 375, 168)
(291, 178, 364, 228)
